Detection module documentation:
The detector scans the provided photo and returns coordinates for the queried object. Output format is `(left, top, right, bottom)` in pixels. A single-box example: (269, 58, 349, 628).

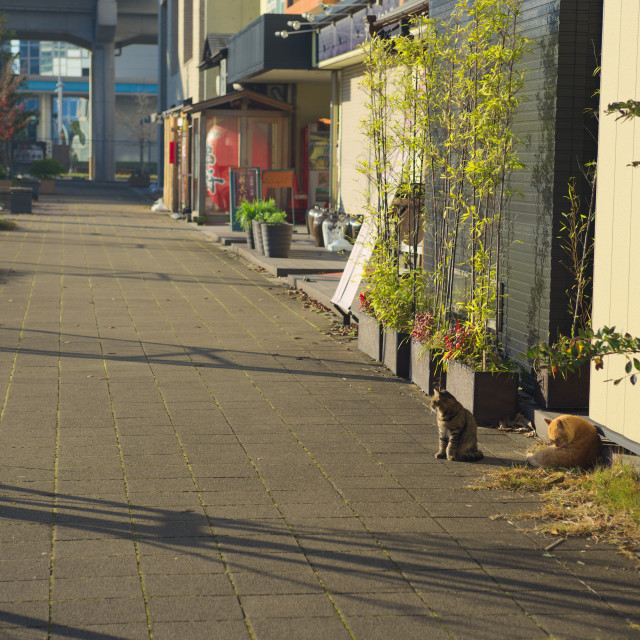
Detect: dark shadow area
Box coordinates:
(0, 327, 391, 384)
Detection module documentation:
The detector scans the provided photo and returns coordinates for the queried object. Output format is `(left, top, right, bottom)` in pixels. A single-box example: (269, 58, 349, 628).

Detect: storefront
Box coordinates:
(185, 90, 293, 222)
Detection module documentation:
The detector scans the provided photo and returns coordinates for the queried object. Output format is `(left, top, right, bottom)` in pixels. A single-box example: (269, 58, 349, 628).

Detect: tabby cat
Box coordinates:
(526, 415, 601, 468)
(430, 389, 484, 462)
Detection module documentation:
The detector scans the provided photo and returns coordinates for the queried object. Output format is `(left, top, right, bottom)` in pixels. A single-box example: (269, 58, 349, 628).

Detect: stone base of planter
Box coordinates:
(356, 311, 382, 362)
(534, 363, 590, 410)
(410, 340, 446, 395)
(382, 329, 410, 378)
(39, 179, 55, 195)
(446, 360, 518, 426)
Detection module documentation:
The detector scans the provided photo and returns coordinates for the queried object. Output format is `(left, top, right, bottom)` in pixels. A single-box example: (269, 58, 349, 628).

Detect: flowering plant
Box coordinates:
(411, 311, 436, 344)
(359, 291, 375, 317)
(438, 319, 515, 372)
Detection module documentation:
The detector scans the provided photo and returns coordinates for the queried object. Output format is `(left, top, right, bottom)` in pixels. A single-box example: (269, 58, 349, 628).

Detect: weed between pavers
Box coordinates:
(473, 460, 640, 563)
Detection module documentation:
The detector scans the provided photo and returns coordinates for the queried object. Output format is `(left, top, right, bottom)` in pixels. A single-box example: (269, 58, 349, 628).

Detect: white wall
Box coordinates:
(590, 0, 640, 446)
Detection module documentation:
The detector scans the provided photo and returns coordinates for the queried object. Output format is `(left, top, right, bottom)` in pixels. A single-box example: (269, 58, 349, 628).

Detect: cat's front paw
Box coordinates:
(435, 451, 446, 459)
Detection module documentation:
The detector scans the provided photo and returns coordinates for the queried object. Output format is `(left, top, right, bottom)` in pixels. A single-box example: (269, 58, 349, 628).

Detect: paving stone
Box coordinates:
(0, 185, 636, 640)
(52, 597, 148, 626)
(147, 595, 244, 622)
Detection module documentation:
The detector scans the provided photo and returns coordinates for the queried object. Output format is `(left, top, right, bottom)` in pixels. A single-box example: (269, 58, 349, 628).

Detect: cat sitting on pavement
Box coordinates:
(526, 415, 601, 468)
(430, 389, 484, 462)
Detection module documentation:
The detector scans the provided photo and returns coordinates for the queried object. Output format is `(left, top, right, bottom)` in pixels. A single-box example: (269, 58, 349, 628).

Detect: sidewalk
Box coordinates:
(0, 182, 638, 640)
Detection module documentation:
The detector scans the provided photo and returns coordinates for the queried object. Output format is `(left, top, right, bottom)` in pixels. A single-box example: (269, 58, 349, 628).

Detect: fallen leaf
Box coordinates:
(86, 375, 94, 378)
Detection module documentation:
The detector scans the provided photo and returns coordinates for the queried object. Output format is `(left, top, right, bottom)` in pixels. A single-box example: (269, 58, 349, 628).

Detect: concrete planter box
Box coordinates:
(534, 363, 590, 410)
(357, 310, 382, 362)
(0, 189, 11, 210)
(410, 339, 446, 394)
(10, 187, 33, 213)
(382, 328, 411, 378)
(18, 178, 40, 201)
(446, 360, 518, 426)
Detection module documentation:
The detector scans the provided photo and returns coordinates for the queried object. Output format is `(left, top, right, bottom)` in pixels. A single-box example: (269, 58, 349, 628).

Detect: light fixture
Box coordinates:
(274, 30, 289, 38)
(287, 20, 301, 30)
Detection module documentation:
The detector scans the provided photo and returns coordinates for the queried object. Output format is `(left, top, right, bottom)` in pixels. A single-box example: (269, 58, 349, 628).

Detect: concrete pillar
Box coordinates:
(90, 0, 117, 182)
(157, 0, 168, 185)
(90, 43, 116, 181)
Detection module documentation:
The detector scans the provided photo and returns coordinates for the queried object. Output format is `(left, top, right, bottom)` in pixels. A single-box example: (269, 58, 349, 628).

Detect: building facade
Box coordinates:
(13, 40, 158, 174)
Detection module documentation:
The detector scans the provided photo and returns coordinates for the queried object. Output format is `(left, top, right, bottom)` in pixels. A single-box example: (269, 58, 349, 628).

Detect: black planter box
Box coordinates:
(446, 360, 518, 426)
(410, 339, 446, 394)
(252, 220, 265, 254)
(10, 187, 32, 214)
(534, 363, 590, 409)
(356, 311, 382, 361)
(246, 227, 255, 250)
(382, 329, 411, 378)
(261, 222, 293, 258)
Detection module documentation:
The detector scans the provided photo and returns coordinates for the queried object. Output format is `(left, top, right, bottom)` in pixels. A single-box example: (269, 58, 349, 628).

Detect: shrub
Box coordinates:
(29, 158, 65, 180)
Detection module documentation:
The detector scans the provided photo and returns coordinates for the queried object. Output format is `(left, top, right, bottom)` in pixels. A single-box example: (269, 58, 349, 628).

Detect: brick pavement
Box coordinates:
(0, 182, 638, 640)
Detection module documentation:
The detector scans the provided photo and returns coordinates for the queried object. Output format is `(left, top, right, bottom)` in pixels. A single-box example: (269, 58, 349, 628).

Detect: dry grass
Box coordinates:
(476, 459, 640, 562)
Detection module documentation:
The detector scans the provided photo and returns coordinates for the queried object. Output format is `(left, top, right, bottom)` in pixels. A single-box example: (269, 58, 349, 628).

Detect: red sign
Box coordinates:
(168, 141, 175, 165)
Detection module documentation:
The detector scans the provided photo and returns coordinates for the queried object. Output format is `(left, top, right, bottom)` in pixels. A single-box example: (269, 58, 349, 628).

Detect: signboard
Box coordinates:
(262, 169, 295, 189)
(331, 214, 375, 315)
(262, 169, 297, 230)
(12, 141, 46, 173)
(229, 168, 261, 232)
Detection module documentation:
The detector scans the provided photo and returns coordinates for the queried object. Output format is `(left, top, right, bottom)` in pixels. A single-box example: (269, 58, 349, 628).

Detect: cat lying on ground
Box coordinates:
(430, 389, 484, 462)
(526, 415, 601, 468)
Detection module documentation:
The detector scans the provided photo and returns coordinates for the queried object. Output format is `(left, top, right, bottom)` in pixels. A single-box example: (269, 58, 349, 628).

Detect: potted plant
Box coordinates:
(28, 157, 65, 194)
(527, 173, 596, 409)
(364, 258, 427, 378)
(243, 199, 280, 254)
(410, 311, 446, 394)
(442, 320, 519, 426)
(235, 199, 260, 249)
(260, 209, 293, 258)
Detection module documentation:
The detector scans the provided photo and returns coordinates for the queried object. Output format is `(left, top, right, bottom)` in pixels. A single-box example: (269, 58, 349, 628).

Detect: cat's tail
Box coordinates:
(458, 449, 484, 462)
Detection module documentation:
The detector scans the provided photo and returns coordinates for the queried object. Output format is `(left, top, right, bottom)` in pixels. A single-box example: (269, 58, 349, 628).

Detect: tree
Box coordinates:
(0, 14, 27, 173)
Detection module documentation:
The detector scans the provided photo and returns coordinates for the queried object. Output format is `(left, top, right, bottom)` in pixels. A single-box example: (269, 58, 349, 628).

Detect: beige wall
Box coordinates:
(168, 0, 260, 106)
(590, 0, 640, 445)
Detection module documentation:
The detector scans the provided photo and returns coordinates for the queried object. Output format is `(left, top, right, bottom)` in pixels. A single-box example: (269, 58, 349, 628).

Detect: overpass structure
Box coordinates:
(3, 0, 157, 181)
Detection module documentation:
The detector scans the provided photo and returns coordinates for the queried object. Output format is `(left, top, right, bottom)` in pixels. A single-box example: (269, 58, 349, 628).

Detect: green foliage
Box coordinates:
(526, 326, 640, 385)
(263, 209, 287, 224)
(364, 251, 428, 332)
(235, 198, 282, 231)
(28, 157, 65, 180)
(558, 168, 596, 338)
(359, 0, 527, 371)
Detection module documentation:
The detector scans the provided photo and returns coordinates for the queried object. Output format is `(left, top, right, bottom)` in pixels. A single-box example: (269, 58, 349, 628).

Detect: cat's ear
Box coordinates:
(544, 418, 552, 425)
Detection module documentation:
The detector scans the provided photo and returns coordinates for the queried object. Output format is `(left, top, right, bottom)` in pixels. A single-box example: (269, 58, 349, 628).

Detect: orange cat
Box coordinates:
(526, 415, 601, 468)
